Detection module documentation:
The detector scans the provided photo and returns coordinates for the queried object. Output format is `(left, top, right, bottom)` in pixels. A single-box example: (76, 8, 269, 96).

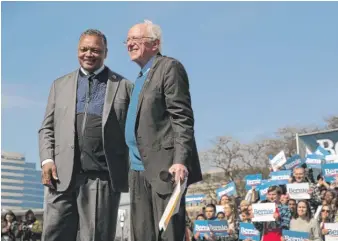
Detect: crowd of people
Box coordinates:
(1, 210, 42, 241)
(185, 165, 338, 241)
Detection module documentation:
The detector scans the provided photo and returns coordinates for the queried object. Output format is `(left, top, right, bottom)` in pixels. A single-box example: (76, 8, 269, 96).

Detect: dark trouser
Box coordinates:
(42, 172, 120, 241)
(129, 170, 186, 241)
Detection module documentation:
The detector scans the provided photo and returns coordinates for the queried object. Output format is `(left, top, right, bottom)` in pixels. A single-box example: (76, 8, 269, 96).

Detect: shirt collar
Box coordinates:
(140, 56, 155, 76)
(80, 65, 105, 76)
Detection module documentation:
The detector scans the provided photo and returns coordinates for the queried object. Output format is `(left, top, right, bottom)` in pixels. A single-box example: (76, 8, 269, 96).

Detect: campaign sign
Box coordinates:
(286, 183, 310, 200)
(239, 223, 260, 241)
(185, 194, 205, 205)
(270, 150, 287, 171)
(282, 230, 309, 241)
(193, 220, 228, 238)
(322, 163, 338, 182)
(283, 154, 302, 170)
(245, 174, 262, 190)
(216, 182, 237, 199)
(216, 205, 224, 215)
(252, 203, 275, 222)
(208, 220, 229, 237)
(270, 170, 291, 185)
(305, 154, 323, 169)
(324, 223, 338, 241)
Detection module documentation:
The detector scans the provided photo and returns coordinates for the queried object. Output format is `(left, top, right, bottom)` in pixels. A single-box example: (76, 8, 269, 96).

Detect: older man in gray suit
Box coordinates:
(124, 20, 202, 241)
(39, 29, 132, 241)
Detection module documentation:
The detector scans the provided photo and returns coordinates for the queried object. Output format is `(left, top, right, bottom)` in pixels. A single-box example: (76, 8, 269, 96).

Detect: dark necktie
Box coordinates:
(138, 71, 143, 78)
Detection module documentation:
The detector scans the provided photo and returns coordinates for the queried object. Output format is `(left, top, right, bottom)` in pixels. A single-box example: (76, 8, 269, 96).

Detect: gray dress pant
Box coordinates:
(129, 170, 186, 241)
(42, 172, 120, 241)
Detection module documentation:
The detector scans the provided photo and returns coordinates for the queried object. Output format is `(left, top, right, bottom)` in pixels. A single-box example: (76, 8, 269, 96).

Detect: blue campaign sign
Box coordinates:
(245, 174, 262, 190)
(239, 222, 260, 241)
(258, 181, 273, 201)
(185, 194, 205, 205)
(283, 154, 303, 170)
(270, 170, 291, 185)
(282, 230, 309, 241)
(305, 154, 324, 169)
(208, 220, 228, 237)
(322, 163, 338, 182)
(216, 182, 237, 199)
(194, 220, 210, 237)
(193, 220, 228, 238)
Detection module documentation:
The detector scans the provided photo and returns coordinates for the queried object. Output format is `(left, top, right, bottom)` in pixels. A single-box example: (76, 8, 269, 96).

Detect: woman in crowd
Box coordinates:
(219, 195, 232, 206)
(1, 211, 19, 241)
(222, 202, 239, 241)
(287, 199, 297, 218)
(318, 204, 334, 241)
(239, 200, 250, 213)
(289, 200, 322, 241)
(216, 212, 225, 220)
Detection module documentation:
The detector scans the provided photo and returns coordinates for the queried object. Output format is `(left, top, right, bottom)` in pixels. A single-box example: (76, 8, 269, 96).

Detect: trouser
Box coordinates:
(129, 170, 186, 241)
(42, 172, 120, 241)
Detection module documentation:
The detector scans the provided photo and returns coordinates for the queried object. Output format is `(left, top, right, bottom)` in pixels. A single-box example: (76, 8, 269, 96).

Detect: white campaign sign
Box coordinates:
(287, 183, 310, 200)
(324, 223, 338, 241)
(270, 151, 287, 171)
(252, 203, 275, 222)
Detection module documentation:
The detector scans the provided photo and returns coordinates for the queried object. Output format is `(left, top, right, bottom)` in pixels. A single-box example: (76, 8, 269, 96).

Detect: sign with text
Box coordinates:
(245, 174, 262, 190)
(324, 223, 338, 241)
(193, 220, 228, 237)
(286, 183, 310, 200)
(252, 203, 275, 222)
(185, 194, 205, 205)
(297, 129, 338, 158)
(305, 154, 323, 169)
(258, 180, 275, 201)
(216, 182, 237, 199)
(270, 150, 287, 171)
(282, 230, 309, 241)
(322, 163, 338, 182)
(239, 222, 260, 241)
(270, 170, 291, 185)
(283, 154, 303, 170)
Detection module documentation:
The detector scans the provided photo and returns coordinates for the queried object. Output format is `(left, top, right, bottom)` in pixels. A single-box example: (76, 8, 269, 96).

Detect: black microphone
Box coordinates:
(159, 170, 175, 183)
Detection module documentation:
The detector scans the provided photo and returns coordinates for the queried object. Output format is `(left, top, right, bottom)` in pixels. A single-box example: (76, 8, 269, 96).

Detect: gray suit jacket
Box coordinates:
(38, 67, 133, 192)
(135, 54, 203, 195)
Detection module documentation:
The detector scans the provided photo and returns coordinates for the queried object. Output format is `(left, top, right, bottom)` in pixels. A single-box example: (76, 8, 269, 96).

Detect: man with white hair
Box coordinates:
(124, 20, 202, 241)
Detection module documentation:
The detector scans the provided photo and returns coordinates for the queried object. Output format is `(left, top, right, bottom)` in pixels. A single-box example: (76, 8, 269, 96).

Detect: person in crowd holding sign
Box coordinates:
(222, 203, 239, 241)
(318, 205, 334, 240)
(288, 200, 322, 241)
(290, 167, 322, 214)
(261, 186, 291, 241)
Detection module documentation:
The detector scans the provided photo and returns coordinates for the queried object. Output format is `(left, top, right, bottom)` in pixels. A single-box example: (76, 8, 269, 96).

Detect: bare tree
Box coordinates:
(325, 115, 338, 129)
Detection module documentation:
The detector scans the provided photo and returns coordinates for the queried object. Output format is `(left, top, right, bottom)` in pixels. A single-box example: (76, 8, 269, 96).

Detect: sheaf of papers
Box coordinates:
(159, 178, 187, 232)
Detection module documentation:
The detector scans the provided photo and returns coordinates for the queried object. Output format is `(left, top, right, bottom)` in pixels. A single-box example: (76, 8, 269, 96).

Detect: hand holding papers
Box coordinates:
(159, 177, 187, 232)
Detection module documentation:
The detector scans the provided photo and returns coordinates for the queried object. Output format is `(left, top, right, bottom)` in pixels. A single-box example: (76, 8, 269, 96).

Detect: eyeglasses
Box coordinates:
(123, 36, 155, 45)
(321, 209, 330, 213)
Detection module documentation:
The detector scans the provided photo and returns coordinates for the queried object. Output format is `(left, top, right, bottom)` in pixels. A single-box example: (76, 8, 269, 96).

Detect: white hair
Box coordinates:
(143, 19, 162, 53)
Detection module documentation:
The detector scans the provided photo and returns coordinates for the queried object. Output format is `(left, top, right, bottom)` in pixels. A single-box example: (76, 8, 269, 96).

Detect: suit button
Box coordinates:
(71, 145, 74, 149)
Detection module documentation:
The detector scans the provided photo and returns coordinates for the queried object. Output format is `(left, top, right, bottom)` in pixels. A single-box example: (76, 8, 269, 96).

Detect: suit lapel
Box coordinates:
(136, 54, 161, 117)
(102, 69, 119, 127)
(69, 70, 79, 128)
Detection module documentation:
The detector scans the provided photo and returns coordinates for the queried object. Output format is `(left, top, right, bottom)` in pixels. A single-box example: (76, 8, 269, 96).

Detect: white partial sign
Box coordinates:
(287, 183, 310, 200)
(270, 151, 287, 171)
(252, 203, 275, 222)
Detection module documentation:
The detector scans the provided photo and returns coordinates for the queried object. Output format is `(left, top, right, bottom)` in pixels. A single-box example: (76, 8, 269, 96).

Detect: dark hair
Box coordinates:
(216, 212, 225, 217)
(267, 186, 282, 195)
(288, 199, 296, 204)
(205, 204, 216, 212)
(3, 210, 16, 222)
(196, 214, 205, 220)
(80, 29, 107, 48)
(295, 200, 312, 220)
